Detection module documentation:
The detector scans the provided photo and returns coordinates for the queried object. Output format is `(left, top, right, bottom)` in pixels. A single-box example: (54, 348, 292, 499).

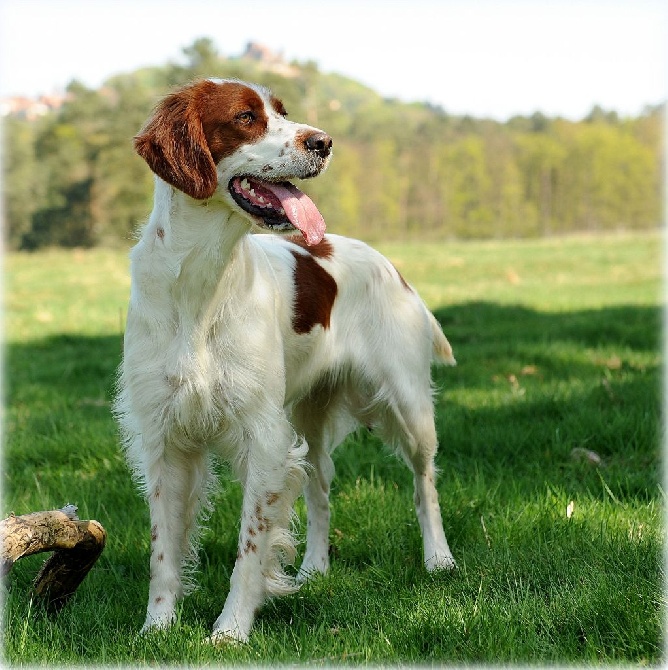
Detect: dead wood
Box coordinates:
(1, 505, 106, 611)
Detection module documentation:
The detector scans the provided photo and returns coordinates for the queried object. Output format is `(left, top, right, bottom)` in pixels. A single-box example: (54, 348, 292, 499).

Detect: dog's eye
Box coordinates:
(236, 111, 255, 125)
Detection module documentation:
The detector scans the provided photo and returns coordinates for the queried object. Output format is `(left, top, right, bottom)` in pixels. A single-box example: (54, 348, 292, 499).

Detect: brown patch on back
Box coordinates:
(291, 250, 338, 334)
(288, 235, 334, 259)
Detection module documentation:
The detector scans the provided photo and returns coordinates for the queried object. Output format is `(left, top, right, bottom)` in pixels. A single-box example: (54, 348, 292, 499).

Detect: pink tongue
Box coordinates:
(264, 182, 326, 246)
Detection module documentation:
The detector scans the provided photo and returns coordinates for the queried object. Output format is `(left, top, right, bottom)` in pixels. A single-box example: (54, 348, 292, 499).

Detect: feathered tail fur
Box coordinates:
(428, 311, 456, 367)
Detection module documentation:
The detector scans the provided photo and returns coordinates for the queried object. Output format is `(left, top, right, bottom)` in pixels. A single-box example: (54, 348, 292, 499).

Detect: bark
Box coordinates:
(0, 505, 106, 611)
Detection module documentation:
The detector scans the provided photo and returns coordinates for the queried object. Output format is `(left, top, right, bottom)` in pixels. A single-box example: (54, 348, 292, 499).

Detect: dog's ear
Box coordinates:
(134, 86, 218, 200)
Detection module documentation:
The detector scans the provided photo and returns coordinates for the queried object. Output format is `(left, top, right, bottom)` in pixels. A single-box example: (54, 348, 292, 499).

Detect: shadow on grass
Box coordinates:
(430, 300, 661, 488)
(5, 299, 660, 518)
(3, 300, 662, 663)
(5, 300, 660, 488)
(434, 300, 660, 382)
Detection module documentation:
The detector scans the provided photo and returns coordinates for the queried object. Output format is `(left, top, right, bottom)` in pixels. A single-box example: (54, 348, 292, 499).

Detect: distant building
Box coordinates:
(0, 92, 67, 119)
(240, 41, 299, 78)
(242, 41, 284, 65)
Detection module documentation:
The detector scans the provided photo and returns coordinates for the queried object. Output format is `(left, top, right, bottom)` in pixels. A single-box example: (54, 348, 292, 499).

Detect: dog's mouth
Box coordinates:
(228, 176, 326, 246)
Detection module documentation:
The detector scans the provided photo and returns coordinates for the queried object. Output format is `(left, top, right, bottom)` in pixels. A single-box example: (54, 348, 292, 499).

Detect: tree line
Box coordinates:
(3, 38, 662, 250)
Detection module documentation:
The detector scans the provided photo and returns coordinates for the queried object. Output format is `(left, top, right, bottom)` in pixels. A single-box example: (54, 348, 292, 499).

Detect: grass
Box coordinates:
(2, 232, 664, 665)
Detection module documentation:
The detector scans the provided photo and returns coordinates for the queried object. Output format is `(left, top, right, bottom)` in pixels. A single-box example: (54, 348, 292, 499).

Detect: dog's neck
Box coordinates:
(135, 178, 258, 334)
(151, 179, 251, 264)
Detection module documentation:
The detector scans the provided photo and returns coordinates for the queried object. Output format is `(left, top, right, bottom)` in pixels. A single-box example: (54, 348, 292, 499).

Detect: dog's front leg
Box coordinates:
(141, 446, 210, 633)
(210, 430, 308, 644)
(209, 492, 272, 644)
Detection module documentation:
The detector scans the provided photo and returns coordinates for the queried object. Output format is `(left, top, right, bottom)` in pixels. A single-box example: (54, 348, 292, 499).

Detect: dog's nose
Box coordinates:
(305, 131, 333, 158)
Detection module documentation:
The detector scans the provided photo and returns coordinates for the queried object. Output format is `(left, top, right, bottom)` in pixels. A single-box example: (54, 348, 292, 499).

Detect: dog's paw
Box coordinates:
(207, 628, 248, 647)
(425, 553, 457, 572)
(296, 564, 328, 584)
(140, 614, 175, 635)
(296, 553, 329, 583)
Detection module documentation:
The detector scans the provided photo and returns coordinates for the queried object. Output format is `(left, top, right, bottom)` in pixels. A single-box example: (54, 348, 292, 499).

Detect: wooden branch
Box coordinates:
(1, 505, 106, 612)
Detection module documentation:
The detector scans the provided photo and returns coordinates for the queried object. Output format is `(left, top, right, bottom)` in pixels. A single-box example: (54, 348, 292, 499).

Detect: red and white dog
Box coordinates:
(115, 79, 456, 643)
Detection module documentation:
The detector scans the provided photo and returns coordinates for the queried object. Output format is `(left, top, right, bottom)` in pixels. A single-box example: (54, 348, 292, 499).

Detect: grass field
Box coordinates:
(3, 232, 664, 665)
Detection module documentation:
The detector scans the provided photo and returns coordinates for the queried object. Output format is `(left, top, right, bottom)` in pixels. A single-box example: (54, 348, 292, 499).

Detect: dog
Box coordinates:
(114, 79, 456, 644)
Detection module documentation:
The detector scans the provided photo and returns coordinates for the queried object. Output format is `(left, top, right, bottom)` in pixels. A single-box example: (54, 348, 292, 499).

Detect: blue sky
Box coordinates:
(0, 0, 665, 120)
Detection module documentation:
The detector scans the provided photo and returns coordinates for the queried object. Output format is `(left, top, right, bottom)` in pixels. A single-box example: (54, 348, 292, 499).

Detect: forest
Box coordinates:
(2, 38, 663, 249)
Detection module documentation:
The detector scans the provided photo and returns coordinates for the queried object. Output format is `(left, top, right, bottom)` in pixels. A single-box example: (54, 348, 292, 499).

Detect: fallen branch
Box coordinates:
(1, 505, 106, 612)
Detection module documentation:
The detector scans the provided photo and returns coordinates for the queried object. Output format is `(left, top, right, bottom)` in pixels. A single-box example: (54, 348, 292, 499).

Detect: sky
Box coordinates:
(0, 0, 665, 121)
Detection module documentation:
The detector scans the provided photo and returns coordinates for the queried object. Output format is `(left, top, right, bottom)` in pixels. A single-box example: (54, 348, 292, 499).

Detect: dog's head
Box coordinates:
(134, 79, 332, 245)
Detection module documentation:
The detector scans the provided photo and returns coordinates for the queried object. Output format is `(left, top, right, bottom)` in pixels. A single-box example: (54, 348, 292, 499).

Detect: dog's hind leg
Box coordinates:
(376, 394, 456, 572)
(297, 443, 335, 581)
(283, 427, 337, 583)
(140, 445, 211, 632)
(292, 394, 358, 582)
(408, 430, 456, 572)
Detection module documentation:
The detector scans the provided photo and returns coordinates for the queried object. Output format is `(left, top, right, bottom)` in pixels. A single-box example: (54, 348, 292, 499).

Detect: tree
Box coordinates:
(1, 38, 662, 248)
(443, 136, 494, 237)
(3, 117, 37, 249)
(182, 37, 220, 73)
(516, 133, 566, 235)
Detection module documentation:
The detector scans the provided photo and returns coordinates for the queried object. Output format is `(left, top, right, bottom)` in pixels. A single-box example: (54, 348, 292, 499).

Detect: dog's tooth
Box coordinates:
(241, 178, 250, 190)
(257, 196, 266, 203)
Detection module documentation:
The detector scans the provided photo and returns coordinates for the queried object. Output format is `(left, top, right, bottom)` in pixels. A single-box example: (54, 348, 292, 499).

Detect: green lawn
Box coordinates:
(3, 232, 664, 665)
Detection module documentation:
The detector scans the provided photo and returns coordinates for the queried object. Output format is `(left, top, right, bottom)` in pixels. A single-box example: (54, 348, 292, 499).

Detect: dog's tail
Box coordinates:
(428, 310, 456, 367)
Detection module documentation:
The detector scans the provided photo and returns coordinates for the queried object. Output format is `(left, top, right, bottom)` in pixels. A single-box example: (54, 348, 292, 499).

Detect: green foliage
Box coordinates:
(2, 234, 662, 664)
(3, 116, 38, 248)
(2, 37, 664, 250)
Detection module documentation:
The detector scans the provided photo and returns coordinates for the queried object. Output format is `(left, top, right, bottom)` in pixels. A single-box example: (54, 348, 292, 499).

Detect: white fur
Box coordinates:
(115, 80, 456, 644)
